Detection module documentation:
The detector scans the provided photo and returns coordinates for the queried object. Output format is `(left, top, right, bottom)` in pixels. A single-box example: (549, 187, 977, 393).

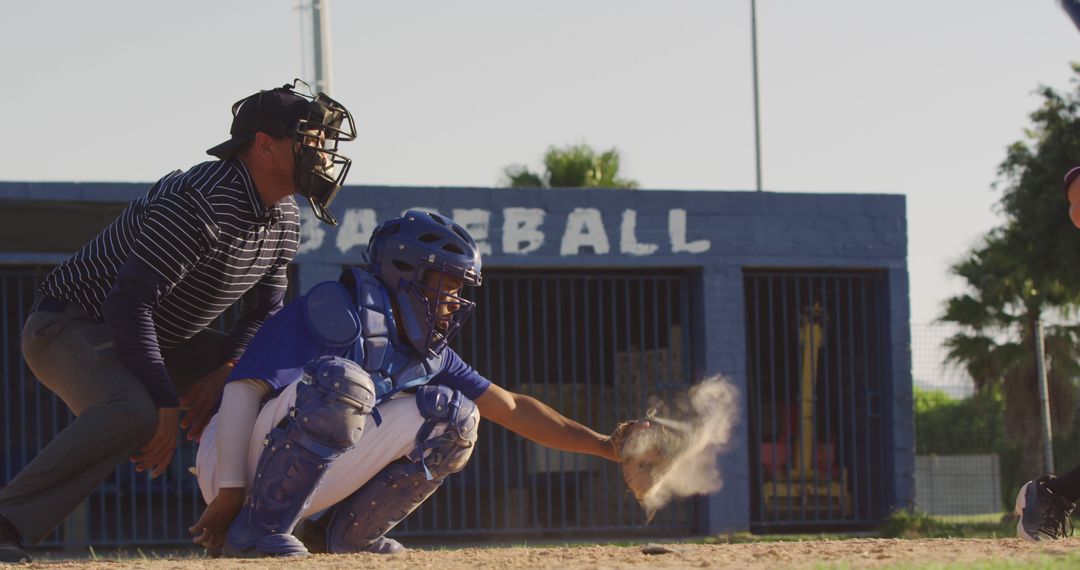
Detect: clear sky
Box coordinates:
(2, 0, 1077, 327)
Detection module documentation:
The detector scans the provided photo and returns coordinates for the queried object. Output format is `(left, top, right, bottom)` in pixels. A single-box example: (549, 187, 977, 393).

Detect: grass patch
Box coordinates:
(880, 510, 1015, 539)
(809, 556, 1080, 570)
(877, 551, 1080, 570)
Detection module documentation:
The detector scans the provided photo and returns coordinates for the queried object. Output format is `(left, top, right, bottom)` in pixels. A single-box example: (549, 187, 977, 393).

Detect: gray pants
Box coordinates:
(0, 302, 230, 545)
(0, 300, 232, 546)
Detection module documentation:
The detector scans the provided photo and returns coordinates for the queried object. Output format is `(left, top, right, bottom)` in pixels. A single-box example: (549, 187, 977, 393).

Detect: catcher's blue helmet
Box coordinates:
(366, 210, 482, 357)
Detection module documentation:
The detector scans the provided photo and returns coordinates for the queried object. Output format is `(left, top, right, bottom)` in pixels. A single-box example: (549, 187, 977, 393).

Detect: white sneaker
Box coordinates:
(1016, 476, 1076, 541)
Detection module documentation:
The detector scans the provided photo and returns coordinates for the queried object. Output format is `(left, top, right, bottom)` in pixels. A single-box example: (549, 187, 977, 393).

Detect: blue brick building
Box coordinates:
(0, 182, 912, 544)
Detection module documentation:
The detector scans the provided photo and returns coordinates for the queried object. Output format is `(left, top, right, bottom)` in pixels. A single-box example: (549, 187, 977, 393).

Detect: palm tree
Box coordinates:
(941, 228, 1080, 481)
(940, 66, 1080, 481)
(503, 144, 638, 189)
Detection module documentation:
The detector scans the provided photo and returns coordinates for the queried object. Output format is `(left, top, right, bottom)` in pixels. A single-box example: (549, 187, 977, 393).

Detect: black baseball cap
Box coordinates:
(206, 86, 310, 159)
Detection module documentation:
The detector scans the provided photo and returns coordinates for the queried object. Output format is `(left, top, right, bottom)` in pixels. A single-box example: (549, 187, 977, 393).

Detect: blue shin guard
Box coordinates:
(224, 357, 376, 557)
(324, 385, 479, 553)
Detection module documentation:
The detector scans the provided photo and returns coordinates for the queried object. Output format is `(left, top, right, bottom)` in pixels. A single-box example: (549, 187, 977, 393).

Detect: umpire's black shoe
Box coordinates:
(1016, 475, 1076, 541)
(0, 514, 30, 563)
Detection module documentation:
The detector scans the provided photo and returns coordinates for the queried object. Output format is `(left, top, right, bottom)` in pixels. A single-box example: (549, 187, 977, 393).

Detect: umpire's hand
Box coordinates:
(131, 407, 180, 478)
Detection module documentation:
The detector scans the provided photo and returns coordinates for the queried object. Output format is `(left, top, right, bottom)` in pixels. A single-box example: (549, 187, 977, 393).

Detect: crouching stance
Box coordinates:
(191, 210, 623, 557)
(224, 356, 376, 556)
(320, 383, 478, 553)
(195, 358, 479, 556)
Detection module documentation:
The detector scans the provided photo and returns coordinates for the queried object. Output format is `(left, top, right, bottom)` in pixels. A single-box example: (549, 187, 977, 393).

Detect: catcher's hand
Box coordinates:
(610, 418, 689, 522)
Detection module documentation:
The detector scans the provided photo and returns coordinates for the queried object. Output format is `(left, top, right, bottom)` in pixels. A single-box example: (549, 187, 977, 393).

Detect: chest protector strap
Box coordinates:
(340, 268, 444, 405)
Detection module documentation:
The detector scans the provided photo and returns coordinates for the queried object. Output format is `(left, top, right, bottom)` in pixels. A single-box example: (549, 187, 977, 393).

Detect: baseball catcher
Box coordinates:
(188, 210, 671, 557)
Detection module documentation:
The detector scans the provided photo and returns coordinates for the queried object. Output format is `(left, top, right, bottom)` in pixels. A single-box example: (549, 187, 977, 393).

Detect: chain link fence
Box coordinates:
(910, 322, 1080, 523)
(911, 323, 1001, 522)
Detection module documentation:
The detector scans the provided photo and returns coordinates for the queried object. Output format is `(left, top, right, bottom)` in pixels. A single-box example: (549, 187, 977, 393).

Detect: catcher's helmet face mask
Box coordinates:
(366, 210, 483, 358)
(207, 79, 357, 225)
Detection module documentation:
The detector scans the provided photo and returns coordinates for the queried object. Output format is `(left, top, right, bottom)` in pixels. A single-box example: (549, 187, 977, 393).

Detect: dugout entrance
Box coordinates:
(744, 270, 893, 531)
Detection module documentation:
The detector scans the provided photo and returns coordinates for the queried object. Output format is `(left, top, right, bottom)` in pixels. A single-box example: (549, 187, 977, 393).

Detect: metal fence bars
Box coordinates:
(397, 269, 698, 537)
(1, 266, 698, 546)
(744, 270, 892, 531)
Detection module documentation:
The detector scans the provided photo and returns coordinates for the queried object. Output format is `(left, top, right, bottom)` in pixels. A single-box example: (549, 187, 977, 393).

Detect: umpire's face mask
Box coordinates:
(292, 93, 357, 226)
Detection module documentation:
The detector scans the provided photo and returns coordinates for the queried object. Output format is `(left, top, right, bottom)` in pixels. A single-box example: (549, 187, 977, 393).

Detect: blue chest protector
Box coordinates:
(231, 267, 442, 407)
(302, 267, 444, 403)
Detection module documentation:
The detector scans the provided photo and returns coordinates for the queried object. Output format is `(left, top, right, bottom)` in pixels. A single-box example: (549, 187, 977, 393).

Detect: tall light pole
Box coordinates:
(751, 0, 762, 192)
(312, 0, 333, 94)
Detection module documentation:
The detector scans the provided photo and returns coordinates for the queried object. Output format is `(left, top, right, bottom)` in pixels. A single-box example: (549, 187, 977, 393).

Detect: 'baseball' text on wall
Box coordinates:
(299, 207, 711, 258)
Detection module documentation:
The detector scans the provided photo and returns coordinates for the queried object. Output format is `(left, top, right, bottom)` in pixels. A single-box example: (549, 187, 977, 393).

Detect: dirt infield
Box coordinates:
(20, 538, 1080, 569)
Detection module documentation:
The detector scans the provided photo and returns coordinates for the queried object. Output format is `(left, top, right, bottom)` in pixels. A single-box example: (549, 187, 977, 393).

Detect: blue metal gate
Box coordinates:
(744, 270, 892, 531)
(2, 266, 697, 545)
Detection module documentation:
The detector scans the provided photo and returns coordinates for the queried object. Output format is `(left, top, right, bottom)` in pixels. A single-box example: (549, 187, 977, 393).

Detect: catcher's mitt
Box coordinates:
(610, 416, 690, 522)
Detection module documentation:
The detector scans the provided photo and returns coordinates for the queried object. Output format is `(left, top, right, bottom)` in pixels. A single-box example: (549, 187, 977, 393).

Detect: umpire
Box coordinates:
(0, 81, 356, 563)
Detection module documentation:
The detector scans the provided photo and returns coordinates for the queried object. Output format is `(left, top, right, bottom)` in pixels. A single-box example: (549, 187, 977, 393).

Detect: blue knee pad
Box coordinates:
(225, 356, 376, 558)
(324, 385, 479, 553)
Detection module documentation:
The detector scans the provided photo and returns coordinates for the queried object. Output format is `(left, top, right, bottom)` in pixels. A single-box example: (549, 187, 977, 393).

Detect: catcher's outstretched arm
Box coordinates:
(475, 383, 618, 462)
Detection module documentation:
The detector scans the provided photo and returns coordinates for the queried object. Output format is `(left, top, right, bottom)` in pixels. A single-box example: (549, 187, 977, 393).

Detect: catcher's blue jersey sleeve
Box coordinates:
(430, 348, 491, 401)
(227, 298, 347, 395)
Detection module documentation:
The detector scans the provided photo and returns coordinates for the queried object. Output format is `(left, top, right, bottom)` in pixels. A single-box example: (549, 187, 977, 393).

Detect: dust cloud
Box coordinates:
(639, 375, 740, 517)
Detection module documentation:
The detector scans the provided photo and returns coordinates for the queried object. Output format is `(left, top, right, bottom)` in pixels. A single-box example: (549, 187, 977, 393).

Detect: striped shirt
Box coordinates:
(39, 159, 299, 406)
